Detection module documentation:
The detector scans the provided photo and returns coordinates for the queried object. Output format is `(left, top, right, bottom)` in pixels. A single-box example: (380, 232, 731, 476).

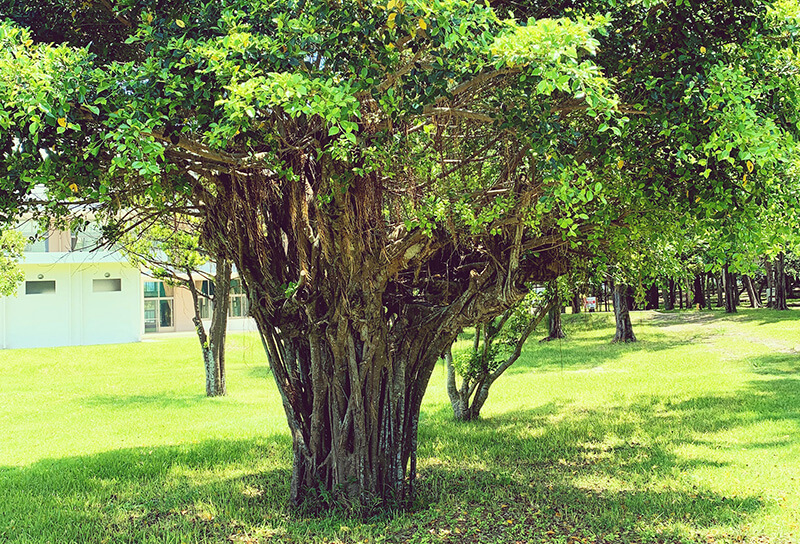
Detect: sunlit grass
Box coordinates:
(1, 309, 799, 543)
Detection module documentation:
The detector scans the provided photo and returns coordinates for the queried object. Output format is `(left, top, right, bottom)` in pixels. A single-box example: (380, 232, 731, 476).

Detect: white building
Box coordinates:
(0, 223, 255, 349)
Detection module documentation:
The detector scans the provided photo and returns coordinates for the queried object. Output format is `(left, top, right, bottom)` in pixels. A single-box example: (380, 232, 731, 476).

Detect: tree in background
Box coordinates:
(0, 230, 25, 296)
(445, 289, 553, 421)
(123, 217, 231, 397)
(540, 278, 567, 341)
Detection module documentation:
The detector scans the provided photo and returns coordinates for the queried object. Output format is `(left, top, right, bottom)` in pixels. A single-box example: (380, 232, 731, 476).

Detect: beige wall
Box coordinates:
(173, 285, 197, 332)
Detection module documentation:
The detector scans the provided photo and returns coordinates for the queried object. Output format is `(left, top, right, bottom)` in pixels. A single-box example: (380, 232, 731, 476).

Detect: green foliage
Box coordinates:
(454, 289, 545, 379)
(0, 0, 621, 241)
(0, 230, 25, 296)
(121, 217, 207, 283)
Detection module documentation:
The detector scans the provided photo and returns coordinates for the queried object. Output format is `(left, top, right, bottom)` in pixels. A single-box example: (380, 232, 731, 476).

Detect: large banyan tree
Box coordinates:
(2, 0, 798, 507)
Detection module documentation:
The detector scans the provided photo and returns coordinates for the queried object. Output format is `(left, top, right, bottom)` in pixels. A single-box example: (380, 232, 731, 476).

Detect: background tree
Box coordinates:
(541, 279, 567, 341)
(123, 217, 231, 397)
(445, 288, 552, 421)
(0, 230, 25, 296)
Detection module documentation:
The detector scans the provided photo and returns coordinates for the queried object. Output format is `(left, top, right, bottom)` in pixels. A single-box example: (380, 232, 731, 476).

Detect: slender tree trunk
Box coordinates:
(445, 349, 469, 421)
(723, 264, 737, 314)
(187, 259, 232, 397)
(209, 260, 232, 395)
(743, 275, 761, 308)
(685, 277, 692, 308)
(775, 253, 789, 310)
(447, 298, 552, 421)
(716, 274, 724, 307)
(612, 283, 636, 342)
(678, 282, 683, 309)
(692, 274, 705, 309)
(765, 259, 775, 308)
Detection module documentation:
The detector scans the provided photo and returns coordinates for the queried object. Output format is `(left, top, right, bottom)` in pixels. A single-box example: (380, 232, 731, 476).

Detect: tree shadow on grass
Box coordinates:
(502, 328, 714, 376)
(727, 307, 800, 326)
(0, 437, 297, 544)
(416, 367, 800, 543)
(83, 393, 212, 409)
(646, 307, 800, 328)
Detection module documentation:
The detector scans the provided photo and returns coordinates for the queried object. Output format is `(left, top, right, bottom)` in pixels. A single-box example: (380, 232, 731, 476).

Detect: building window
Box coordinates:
(198, 280, 213, 319)
(143, 281, 174, 333)
(195, 279, 248, 319)
(93, 278, 122, 292)
(26, 280, 56, 295)
(229, 279, 248, 318)
(71, 224, 103, 252)
(17, 221, 49, 253)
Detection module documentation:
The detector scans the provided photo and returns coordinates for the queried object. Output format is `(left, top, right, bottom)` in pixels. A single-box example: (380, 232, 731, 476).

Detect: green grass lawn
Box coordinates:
(1, 309, 798, 543)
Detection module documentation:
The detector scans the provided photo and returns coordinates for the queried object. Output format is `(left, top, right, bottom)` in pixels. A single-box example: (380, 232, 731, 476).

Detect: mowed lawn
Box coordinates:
(1, 309, 798, 543)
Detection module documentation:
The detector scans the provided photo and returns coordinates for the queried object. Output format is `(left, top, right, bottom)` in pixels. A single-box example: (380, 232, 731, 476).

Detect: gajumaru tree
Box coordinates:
(2, 0, 797, 509)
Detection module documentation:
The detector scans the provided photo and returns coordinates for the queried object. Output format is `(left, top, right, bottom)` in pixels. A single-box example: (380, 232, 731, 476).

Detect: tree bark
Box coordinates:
(775, 253, 789, 310)
(692, 274, 705, 309)
(187, 259, 232, 397)
(716, 274, 724, 307)
(571, 291, 581, 314)
(612, 283, 636, 343)
(664, 278, 675, 310)
(446, 297, 553, 421)
(765, 259, 775, 308)
(723, 264, 737, 314)
(743, 274, 761, 308)
(200, 147, 568, 509)
(677, 281, 683, 310)
(646, 282, 659, 310)
(542, 282, 566, 341)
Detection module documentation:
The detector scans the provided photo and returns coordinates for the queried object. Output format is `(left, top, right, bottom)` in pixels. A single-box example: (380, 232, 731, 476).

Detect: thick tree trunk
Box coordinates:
(664, 278, 675, 310)
(743, 275, 761, 308)
(253, 309, 451, 508)
(692, 274, 705, 309)
(543, 283, 565, 341)
(244, 261, 540, 508)
(612, 283, 636, 342)
(203, 158, 567, 509)
(646, 282, 659, 310)
(775, 253, 789, 310)
(723, 264, 737, 314)
(571, 291, 581, 314)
